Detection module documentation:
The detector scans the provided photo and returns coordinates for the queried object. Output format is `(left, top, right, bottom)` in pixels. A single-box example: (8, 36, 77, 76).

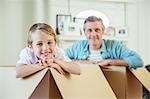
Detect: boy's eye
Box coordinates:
(48, 41, 54, 45)
(37, 43, 43, 46)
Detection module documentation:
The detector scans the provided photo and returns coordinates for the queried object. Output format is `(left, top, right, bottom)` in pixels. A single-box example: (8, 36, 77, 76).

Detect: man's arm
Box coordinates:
(98, 59, 128, 68)
(111, 41, 144, 68)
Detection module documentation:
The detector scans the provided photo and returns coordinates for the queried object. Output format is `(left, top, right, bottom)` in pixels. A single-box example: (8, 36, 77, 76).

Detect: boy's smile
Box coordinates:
(30, 31, 56, 60)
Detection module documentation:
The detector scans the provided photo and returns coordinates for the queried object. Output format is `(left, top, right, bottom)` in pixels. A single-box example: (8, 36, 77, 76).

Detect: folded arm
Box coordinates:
(15, 63, 48, 78)
(54, 59, 81, 75)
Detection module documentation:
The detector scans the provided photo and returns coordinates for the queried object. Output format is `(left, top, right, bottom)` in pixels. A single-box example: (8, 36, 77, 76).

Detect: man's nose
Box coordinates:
(91, 31, 97, 36)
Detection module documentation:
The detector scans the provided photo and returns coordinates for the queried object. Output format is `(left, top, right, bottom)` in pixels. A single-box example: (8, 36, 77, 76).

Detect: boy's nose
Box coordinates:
(43, 45, 48, 51)
(42, 45, 52, 52)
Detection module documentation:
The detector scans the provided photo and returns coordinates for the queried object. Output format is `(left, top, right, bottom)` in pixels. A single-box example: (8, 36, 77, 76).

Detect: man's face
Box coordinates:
(84, 21, 103, 49)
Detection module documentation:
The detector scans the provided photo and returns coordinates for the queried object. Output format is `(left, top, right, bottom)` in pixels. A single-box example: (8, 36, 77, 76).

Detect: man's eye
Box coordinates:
(87, 29, 92, 33)
(95, 29, 101, 32)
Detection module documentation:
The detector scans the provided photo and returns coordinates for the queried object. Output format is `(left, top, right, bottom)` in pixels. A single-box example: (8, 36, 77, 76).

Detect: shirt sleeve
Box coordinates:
(65, 40, 84, 59)
(55, 47, 71, 62)
(111, 41, 144, 68)
(65, 44, 76, 59)
(17, 48, 32, 64)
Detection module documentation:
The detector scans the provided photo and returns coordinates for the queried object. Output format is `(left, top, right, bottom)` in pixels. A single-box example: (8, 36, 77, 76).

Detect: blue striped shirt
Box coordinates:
(65, 39, 143, 68)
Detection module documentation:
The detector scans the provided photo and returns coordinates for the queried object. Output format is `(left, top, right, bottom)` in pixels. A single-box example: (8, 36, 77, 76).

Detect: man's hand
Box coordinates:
(74, 60, 93, 64)
(98, 59, 111, 69)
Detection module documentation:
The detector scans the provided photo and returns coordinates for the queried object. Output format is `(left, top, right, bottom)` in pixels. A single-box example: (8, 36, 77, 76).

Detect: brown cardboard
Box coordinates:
(101, 66, 146, 99)
(1, 64, 147, 99)
(126, 68, 143, 99)
(51, 64, 116, 99)
(29, 70, 62, 99)
(126, 67, 150, 99)
(130, 67, 150, 92)
(0, 67, 48, 99)
(29, 70, 50, 99)
(29, 64, 117, 99)
(101, 66, 126, 99)
(0, 64, 117, 99)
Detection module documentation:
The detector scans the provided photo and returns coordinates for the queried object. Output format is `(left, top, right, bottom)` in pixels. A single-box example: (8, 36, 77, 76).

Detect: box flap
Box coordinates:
(29, 69, 62, 99)
(0, 67, 48, 99)
(29, 70, 50, 99)
(101, 66, 126, 99)
(130, 67, 150, 91)
(50, 64, 117, 99)
(126, 68, 142, 99)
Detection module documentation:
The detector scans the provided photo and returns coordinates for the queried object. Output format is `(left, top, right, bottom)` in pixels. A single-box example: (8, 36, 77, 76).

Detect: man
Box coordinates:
(65, 16, 143, 68)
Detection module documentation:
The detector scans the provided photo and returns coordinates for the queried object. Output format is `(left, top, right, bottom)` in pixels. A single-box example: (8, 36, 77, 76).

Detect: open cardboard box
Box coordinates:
(129, 67, 150, 92)
(101, 66, 126, 99)
(101, 66, 146, 99)
(0, 64, 149, 99)
(0, 64, 116, 99)
(29, 64, 117, 99)
(126, 67, 150, 99)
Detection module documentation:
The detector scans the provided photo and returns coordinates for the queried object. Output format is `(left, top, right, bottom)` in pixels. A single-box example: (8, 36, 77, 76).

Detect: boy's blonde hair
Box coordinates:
(28, 23, 57, 45)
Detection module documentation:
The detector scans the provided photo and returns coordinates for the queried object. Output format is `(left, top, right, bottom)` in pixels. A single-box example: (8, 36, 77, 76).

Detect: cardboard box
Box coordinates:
(101, 66, 144, 99)
(126, 68, 142, 99)
(50, 64, 116, 99)
(129, 67, 150, 92)
(0, 64, 116, 99)
(1, 64, 148, 99)
(29, 64, 116, 99)
(101, 66, 126, 99)
(0, 67, 48, 99)
(126, 67, 150, 99)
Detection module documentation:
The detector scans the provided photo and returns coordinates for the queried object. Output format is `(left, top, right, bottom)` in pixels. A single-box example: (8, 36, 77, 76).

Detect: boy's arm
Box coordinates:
(54, 59, 81, 75)
(15, 64, 47, 78)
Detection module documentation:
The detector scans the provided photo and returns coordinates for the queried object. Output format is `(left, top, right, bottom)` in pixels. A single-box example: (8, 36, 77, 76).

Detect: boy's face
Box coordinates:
(30, 31, 56, 60)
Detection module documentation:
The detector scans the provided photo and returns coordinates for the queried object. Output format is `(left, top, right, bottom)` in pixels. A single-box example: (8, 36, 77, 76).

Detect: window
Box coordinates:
(75, 10, 110, 28)
(74, 10, 110, 35)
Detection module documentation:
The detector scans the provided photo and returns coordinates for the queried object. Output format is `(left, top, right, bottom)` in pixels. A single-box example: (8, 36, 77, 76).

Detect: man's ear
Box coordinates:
(83, 29, 87, 36)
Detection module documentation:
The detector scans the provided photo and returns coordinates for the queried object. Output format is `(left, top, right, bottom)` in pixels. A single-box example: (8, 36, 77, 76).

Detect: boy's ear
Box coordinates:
(28, 44, 32, 48)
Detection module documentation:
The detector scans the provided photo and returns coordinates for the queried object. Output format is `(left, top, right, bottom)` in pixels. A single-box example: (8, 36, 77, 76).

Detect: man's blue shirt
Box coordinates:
(65, 39, 143, 68)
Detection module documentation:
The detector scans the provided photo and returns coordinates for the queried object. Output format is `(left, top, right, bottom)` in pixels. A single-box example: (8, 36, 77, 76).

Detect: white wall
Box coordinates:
(48, 0, 126, 28)
(127, 0, 150, 65)
(136, 0, 149, 65)
(48, 0, 150, 65)
(147, 0, 150, 65)
(0, 0, 52, 65)
(0, 0, 34, 65)
(0, 0, 149, 65)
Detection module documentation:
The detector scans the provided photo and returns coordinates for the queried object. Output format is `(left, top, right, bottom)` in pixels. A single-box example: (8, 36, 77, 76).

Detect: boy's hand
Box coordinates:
(38, 54, 54, 66)
(37, 55, 64, 74)
(49, 63, 64, 75)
